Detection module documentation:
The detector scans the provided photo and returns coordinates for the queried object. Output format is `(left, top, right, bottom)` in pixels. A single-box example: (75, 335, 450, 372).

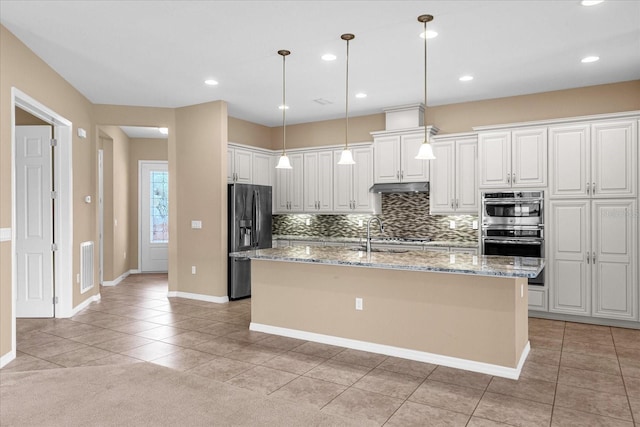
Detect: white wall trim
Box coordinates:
(251, 323, 530, 380)
(473, 110, 640, 132)
(0, 228, 11, 242)
(129, 269, 141, 275)
(0, 349, 16, 369)
(102, 270, 131, 287)
(167, 291, 229, 304)
(70, 293, 101, 317)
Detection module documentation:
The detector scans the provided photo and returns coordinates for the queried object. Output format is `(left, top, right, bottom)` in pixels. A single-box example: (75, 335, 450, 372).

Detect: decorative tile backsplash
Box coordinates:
(273, 193, 478, 242)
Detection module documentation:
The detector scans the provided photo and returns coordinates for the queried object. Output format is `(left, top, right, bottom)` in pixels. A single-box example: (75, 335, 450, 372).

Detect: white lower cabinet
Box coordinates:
(549, 199, 637, 321)
(528, 287, 548, 312)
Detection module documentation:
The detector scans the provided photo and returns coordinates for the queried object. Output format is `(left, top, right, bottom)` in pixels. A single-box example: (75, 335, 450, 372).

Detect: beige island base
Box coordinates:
(249, 257, 531, 379)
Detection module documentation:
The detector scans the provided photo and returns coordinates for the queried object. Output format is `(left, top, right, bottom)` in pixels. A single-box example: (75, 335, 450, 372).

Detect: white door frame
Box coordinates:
(11, 88, 74, 354)
(98, 149, 104, 284)
(138, 160, 169, 272)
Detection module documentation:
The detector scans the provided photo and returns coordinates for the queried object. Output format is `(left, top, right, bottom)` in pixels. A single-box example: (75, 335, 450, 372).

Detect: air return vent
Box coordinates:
(80, 241, 94, 293)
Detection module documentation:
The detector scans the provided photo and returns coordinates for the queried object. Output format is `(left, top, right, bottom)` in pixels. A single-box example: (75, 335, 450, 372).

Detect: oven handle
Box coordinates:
(482, 200, 542, 205)
(483, 239, 543, 245)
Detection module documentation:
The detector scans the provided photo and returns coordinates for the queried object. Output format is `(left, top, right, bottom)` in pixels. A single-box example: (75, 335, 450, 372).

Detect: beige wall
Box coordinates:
(128, 138, 168, 271)
(228, 116, 271, 150)
(271, 80, 640, 148)
(98, 126, 131, 281)
(0, 25, 98, 360)
(174, 101, 228, 297)
(15, 107, 50, 125)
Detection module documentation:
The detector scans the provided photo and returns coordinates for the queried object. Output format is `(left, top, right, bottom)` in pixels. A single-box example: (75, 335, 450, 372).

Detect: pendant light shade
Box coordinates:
(338, 33, 356, 166)
(275, 49, 292, 169)
(415, 14, 436, 160)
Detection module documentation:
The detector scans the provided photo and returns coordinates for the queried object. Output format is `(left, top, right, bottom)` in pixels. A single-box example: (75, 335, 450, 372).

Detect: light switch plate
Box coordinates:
(472, 220, 478, 230)
(449, 220, 456, 229)
(191, 220, 202, 229)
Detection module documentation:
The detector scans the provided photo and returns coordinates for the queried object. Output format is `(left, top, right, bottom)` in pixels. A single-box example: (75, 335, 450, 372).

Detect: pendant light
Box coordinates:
(415, 14, 436, 160)
(337, 33, 356, 165)
(275, 49, 292, 169)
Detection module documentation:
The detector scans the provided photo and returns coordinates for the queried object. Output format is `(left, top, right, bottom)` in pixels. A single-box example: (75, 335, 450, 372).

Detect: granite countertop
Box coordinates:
(273, 235, 478, 249)
(231, 246, 544, 278)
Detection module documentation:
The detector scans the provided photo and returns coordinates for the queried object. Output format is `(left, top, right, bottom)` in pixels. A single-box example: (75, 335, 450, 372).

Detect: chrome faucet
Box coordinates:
(366, 216, 384, 253)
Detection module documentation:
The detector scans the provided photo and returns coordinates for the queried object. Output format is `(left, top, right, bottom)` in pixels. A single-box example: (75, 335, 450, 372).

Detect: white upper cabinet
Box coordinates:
(303, 150, 333, 212)
(227, 146, 253, 184)
(252, 152, 272, 186)
(374, 131, 429, 183)
(334, 146, 378, 213)
(549, 119, 637, 198)
(274, 153, 303, 213)
(430, 135, 478, 214)
(479, 128, 547, 188)
(591, 120, 637, 198)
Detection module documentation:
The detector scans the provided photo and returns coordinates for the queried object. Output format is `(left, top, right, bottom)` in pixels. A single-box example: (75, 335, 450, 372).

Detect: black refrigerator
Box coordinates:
(228, 183, 272, 300)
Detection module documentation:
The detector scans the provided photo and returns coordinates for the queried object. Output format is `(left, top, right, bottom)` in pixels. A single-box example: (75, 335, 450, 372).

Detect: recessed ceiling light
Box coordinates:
(581, 56, 600, 63)
(204, 79, 219, 86)
(278, 105, 289, 110)
(321, 54, 337, 61)
(581, 0, 604, 6)
(419, 30, 438, 39)
(459, 75, 474, 82)
(158, 127, 169, 135)
(355, 93, 367, 98)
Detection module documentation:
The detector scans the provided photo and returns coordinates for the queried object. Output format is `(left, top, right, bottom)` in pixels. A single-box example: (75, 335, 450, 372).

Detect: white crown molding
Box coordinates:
(473, 110, 640, 132)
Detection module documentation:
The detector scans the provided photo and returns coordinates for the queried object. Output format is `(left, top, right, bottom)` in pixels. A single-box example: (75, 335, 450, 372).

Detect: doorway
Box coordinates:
(139, 161, 169, 272)
(10, 88, 74, 359)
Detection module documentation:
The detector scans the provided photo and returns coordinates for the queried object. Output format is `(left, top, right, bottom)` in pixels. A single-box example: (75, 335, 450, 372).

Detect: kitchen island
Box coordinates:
(231, 246, 544, 379)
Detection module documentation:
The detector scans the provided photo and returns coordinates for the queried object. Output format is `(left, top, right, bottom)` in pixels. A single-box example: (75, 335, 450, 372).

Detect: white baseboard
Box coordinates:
(129, 269, 140, 275)
(102, 270, 131, 287)
(0, 349, 16, 369)
(70, 293, 101, 316)
(250, 323, 530, 380)
(0, 228, 11, 242)
(167, 291, 229, 304)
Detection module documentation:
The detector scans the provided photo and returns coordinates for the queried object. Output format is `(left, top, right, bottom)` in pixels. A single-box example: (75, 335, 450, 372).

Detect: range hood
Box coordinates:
(369, 182, 429, 194)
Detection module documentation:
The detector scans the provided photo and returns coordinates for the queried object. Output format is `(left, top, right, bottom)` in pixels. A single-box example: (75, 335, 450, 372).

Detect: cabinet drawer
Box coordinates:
(528, 288, 547, 311)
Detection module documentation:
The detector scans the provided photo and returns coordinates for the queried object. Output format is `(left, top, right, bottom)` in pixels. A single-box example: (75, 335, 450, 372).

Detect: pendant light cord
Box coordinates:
(282, 53, 287, 155)
(423, 18, 428, 145)
(345, 37, 350, 150)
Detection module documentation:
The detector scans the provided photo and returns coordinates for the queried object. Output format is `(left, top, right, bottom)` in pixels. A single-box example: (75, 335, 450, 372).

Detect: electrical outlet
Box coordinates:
(76, 273, 80, 283)
(449, 254, 456, 264)
(123, 251, 126, 259)
(358, 219, 363, 227)
(472, 255, 478, 265)
(521, 284, 524, 298)
(191, 266, 196, 274)
(305, 218, 310, 226)
(191, 220, 202, 229)
(472, 220, 478, 230)
(355, 297, 363, 311)
(449, 220, 456, 229)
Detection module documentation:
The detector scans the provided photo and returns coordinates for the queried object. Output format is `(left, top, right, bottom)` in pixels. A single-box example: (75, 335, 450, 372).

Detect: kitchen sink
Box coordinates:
(348, 246, 409, 254)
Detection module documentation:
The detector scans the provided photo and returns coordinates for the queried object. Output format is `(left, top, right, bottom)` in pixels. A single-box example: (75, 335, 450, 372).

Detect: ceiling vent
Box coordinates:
(313, 98, 333, 105)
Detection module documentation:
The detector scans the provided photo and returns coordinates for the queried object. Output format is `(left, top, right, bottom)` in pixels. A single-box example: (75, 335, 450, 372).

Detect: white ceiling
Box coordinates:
(1, 1, 639, 127)
(119, 126, 168, 139)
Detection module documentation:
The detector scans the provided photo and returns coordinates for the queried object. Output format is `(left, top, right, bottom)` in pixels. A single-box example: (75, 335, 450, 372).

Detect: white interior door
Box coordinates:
(140, 161, 169, 272)
(15, 125, 54, 317)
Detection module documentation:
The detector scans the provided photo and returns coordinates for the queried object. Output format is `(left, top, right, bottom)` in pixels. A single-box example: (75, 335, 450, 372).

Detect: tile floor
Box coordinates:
(3, 273, 640, 426)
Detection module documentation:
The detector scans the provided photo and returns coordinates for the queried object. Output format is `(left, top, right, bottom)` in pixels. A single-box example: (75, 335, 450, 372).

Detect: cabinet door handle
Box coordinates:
(512, 173, 515, 183)
(586, 182, 590, 195)
(396, 171, 400, 179)
(592, 252, 596, 263)
(592, 182, 596, 194)
(455, 199, 459, 209)
(451, 200, 454, 209)
(401, 170, 404, 179)
(586, 251, 590, 264)
(507, 173, 511, 184)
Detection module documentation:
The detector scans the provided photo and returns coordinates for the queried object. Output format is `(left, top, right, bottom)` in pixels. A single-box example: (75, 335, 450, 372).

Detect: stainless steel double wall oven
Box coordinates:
(481, 191, 545, 286)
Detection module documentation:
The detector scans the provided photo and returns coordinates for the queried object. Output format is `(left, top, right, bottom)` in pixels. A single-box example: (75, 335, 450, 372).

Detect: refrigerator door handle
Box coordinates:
(253, 190, 262, 247)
